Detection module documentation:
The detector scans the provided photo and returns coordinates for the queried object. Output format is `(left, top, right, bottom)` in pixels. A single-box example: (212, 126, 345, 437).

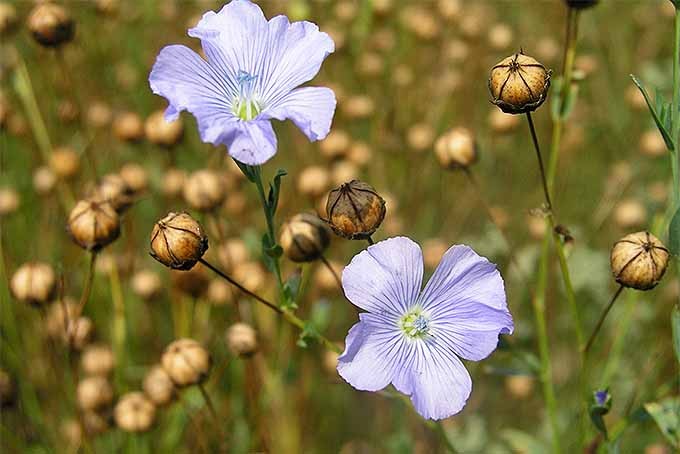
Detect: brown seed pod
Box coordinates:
(488, 52, 551, 114)
(82, 410, 109, 436)
(610, 231, 669, 291)
(206, 279, 235, 306)
(113, 111, 144, 143)
(0, 187, 19, 216)
(50, 146, 81, 180)
(161, 339, 211, 387)
(33, 166, 57, 196)
(434, 127, 478, 170)
(77, 376, 113, 411)
(0, 3, 18, 37)
(27, 3, 74, 48)
(81, 344, 115, 377)
(119, 163, 148, 194)
(183, 169, 226, 212)
(171, 266, 210, 298)
(144, 110, 184, 147)
(93, 174, 135, 213)
(67, 198, 120, 251)
(10, 262, 56, 306)
(280, 213, 331, 262)
(297, 166, 330, 198)
(143, 365, 175, 406)
(225, 322, 258, 358)
(326, 180, 386, 240)
(149, 212, 208, 270)
(131, 269, 162, 301)
(161, 168, 186, 198)
(114, 392, 156, 433)
(66, 316, 95, 351)
(0, 368, 15, 407)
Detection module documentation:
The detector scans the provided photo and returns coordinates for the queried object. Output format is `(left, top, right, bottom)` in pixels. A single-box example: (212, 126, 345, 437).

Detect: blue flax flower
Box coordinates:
(337, 237, 514, 420)
(149, 0, 336, 165)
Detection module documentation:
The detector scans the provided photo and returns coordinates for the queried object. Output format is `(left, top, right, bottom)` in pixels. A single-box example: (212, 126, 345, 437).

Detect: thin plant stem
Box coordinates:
(252, 166, 284, 292)
(319, 255, 342, 290)
(197, 382, 220, 424)
(672, 7, 680, 212)
(432, 421, 459, 454)
(526, 112, 553, 212)
(74, 252, 98, 323)
(583, 285, 625, 355)
(199, 258, 341, 354)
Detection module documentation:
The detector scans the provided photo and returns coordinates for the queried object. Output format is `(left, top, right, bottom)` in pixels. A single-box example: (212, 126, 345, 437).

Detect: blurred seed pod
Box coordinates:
(341, 96, 374, 119)
(323, 23, 346, 51)
(82, 410, 110, 436)
(280, 213, 331, 263)
(161, 168, 186, 198)
(488, 108, 521, 134)
(143, 365, 175, 406)
(613, 199, 647, 230)
(226, 322, 258, 357)
(114, 392, 156, 433)
(57, 99, 79, 124)
(326, 180, 386, 240)
(536, 37, 560, 63)
(66, 316, 95, 351)
(372, 0, 392, 15)
(400, 6, 440, 40)
(7, 111, 27, 136)
(438, 0, 461, 20)
(0, 187, 19, 216)
(356, 52, 383, 78)
(206, 279, 235, 306)
(370, 28, 395, 52)
(87, 101, 112, 129)
(171, 266, 210, 299)
(33, 166, 57, 196)
(0, 2, 17, 36)
(67, 198, 120, 251)
(45, 298, 77, 338)
(488, 23, 514, 51)
(119, 163, 148, 194)
(10, 262, 56, 306)
(444, 39, 469, 63)
(489, 52, 551, 114)
(27, 3, 74, 48)
(81, 344, 115, 377)
(183, 169, 226, 212)
(639, 129, 667, 157)
(297, 165, 330, 198)
(331, 161, 360, 187)
(94, 174, 135, 212)
(647, 181, 667, 205)
(232, 262, 266, 293)
(224, 191, 247, 216)
(94, 0, 120, 16)
(422, 238, 448, 270)
(0, 368, 15, 407)
(216, 238, 251, 273)
(77, 376, 114, 411)
(347, 141, 372, 167)
(393, 64, 414, 87)
(131, 269, 162, 301)
(145, 110, 184, 147)
(334, 0, 357, 22)
(150, 212, 209, 270)
(313, 259, 343, 293)
(161, 338, 211, 387)
(434, 127, 478, 170)
(574, 54, 599, 78)
(319, 130, 351, 160)
(50, 146, 80, 180)
(504, 375, 535, 399)
(113, 111, 144, 143)
(611, 231, 668, 290)
(407, 123, 435, 152)
(60, 419, 83, 448)
(527, 214, 548, 240)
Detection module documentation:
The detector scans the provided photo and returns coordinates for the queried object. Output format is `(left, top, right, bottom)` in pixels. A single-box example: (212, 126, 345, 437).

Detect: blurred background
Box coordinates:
(1, 0, 678, 453)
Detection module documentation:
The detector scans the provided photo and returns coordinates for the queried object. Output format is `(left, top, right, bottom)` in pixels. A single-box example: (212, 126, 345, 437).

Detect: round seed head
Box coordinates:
(50, 146, 81, 180)
(0, 3, 18, 37)
(610, 231, 669, 290)
(114, 392, 156, 433)
(33, 166, 57, 195)
(145, 110, 184, 147)
(171, 266, 210, 298)
(113, 111, 144, 143)
(226, 322, 258, 357)
(182, 169, 226, 212)
(77, 376, 113, 411)
(0, 368, 15, 407)
(488, 52, 551, 114)
(0, 187, 19, 216)
(297, 165, 330, 198)
(143, 365, 175, 406)
(161, 168, 186, 198)
(67, 198, 121, 251)
(434, 127, 478, 169)
(131, 269, 162, 301)
(10, 262, 56, 306)
(27, 3, 74, 47)
(326, 180, 386, 240)
(81, 344, 115, 377)
(119, 163, 148, 194)
(161, 338, 211, 387)
(93, 174, 135, 213)
(280, 213, 331, 262)
(149, 212, 208, 270)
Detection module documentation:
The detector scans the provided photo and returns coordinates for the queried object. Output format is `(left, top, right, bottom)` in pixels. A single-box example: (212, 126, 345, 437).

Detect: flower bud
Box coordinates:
(183, 169, 226, 212)
(94, 174, 135, 213)
(114, 392, 156, 433)
(77, 376, 113, 411)
(131, 269, 162, 301)
(326, 180, 385, 240)
(143, 365, 175, 406)
(489, 52, 551, 114)
(113, 111, 144, 143)
(27, 3, 74, 48)
(150, 212, 208, 270)
(565, 0, 598, 9)
(161, 339, 211, 387)
(67, 198, 120, 251)
(145, 110, 184, 147)
(50, 146, 80, 180)
(280, 213, 331, 262)
(10, 262, 56, 306)
(610, 231, 669, 290)
(81, 344, 115, 377)
(226, 322, 258, 357)
(434, 127, 478, 169)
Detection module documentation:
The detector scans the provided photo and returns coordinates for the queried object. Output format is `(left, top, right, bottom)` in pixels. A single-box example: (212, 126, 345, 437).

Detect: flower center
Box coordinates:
(399, 309, 431, 339)
(233, 70, 262, 121)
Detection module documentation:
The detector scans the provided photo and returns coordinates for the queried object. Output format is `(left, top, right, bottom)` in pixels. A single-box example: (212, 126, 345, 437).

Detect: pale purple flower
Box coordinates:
(337, 237, 513, 420)
(149, 0, 336, 165)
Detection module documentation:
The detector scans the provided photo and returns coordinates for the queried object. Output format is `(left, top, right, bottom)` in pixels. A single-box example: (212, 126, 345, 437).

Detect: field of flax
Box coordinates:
(1, 0, 680, 453)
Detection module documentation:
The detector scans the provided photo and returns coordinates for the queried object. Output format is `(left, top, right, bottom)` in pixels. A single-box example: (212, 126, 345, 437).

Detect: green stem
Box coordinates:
(252, 166, 284, 293)
(431, 420, 459, 454)
(672, 7, 680, 211)
(583, 285, 625, 355)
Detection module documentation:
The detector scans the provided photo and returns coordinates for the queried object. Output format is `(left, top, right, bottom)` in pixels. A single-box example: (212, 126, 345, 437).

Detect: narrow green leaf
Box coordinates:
(630, 75, 674, 150)
(672, 305, 680, 366)
(644, 397, 680, 447)
(266, 168, 287, 216)
(669, 207, 680, 255)
(233, 160, 258, 182)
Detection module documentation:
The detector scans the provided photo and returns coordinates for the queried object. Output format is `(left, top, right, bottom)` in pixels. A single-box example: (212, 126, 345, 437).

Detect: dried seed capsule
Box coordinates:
(565, 0, 598, 9)
(50, 146, 80, 180)
(66, 316, 94, 351)
(81, 344, 115, 377)
(93, 174, 135, 213)
(161, 339, 211, 387)
(206, 279, 235, 306)
(226, 323, 258, 357)
(114, 392, 156, 433)
(326, 180, 386, 240)
(182, 169, 226, 212)
(82, 411, 109, 435)
(10, 262, 56, 306)
(143, 365, 175, 406)
(33, 166, 57, 196)
(113, 111, 144, 143)
(610, 231, 669, 290)
(0, 187, 19, 216)
(131, 269, 162, 301)
(145, 110, 183, 147)
(149, 212, 208, 270)
(161, 168, 186, 198)
(27, 3, 74, 48)
(434, 127, 478, 170)
(67, 198, 120, 251)
(280, 213, 331, 262)
(77, 376, 113, 411)
(488, 52, 551, 114)
(297, 166, 330, 198)
(119, 163, 148, 194)
(0, 3, 18, 37)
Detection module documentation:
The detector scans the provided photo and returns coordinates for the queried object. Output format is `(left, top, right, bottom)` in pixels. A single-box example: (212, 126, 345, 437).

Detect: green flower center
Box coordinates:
(233, 70, 262, 121)
(399, 308, 430, 339)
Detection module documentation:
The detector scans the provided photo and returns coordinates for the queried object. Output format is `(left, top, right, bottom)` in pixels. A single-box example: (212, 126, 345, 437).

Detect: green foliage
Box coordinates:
(644, 397, 680, 448)
(669, 207, 680, 255)
(630, 75, 674, 150)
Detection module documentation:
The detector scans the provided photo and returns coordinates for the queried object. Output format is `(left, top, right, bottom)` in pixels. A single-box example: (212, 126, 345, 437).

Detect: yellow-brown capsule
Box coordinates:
(149, 212, 208, 270)
(488, 52, 551, 114)
(77, 376, 113, 411)
(182, 169, 226, 212)
(326, 180, 386, 240)
(50, 146, 81, 180)
(27, 3, 74, 48)
(226, 322, 258, 358)
(280, 213, 331, 262)
(143, 365, 175, 406)
(113, 111, 144, 143)
(434, 127, 478, 170)
(610, 231, 669, 291)
(81, 344, 115, 377)
(67, 199, 120, 251)
(145, 110, 184, 147)
(161, 339, 211, 387)
(10, 262, 56, 306)
(94, 174, 135, 213)
(114, 392, 156, 433)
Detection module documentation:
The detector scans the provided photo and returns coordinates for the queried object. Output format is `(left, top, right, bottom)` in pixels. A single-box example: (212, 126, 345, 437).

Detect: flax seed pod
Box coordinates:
(610, 231, 668, 290)
(131, 269, 162, 302)
(50, 146, 80, 180)
(149, 212, 208, 270)
(326, 180, 386, 240)
(489, 52, 551, 114)
(320, 130, 351, 160)
(0, 187, 19, 217)
(113, 111, 144, 143)
(114, 392, 156, 433)
(27, 3, 74, 47)
(77, 376, 113, 411)
(280, 213, 331, 263)
(161, 339, 211, 387)
(434, 127, 478, 170)
(613, 199, 647, 230)
(94, 174, 135, 213)
(297, 166, 330, 198)
(226, 323, 258, 357)
(145, 110, 184, 147)
(81, 344, 115, 377)
(10, 262, 56, 306)
(119, 163, 148, 194)
(161, 168, 186, 198)
(67, 198, 120, 251)
(183, 169, 225, 212)
(33, 166, 57, 196)
(143, 365, 175, 406)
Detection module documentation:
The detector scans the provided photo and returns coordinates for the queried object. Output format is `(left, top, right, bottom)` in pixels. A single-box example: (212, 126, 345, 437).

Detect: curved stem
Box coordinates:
(319, 255, 342, 290)
(584, 285, 625, 355)
(526, 112, 553, 212)
(74, 252, 97, 322)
